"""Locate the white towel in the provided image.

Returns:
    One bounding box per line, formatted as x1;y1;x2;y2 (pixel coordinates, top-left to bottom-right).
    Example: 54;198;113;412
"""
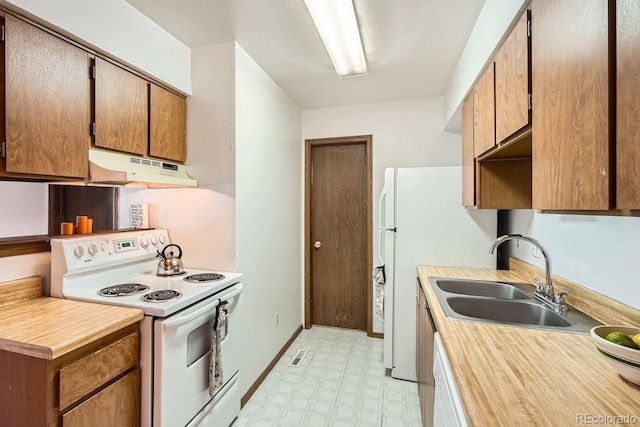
209;301;230;397
373;266;385;322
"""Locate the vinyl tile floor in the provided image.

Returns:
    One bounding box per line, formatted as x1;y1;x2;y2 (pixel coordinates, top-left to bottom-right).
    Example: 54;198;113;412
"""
233;326;422;427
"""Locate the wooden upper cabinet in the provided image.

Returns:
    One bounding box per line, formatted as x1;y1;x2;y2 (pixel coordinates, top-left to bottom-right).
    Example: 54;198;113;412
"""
473;63;495;157
461;95;476;207
150;84;187;163
495;10;530;144
94;57;148;156
617;0;640;209
4;15;90;179
531;0;610;210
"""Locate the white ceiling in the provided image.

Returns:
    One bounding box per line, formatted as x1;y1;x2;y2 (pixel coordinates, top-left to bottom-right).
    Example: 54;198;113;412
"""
125;0;486;110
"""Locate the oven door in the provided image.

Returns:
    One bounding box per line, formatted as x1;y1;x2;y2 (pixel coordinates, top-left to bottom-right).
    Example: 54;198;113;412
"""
153;283;243;427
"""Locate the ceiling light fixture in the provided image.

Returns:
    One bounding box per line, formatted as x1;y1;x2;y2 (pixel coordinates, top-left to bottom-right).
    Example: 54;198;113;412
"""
304;0;367;78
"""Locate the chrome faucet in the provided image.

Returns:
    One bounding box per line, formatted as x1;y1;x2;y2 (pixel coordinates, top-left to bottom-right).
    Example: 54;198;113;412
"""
490;234;567;312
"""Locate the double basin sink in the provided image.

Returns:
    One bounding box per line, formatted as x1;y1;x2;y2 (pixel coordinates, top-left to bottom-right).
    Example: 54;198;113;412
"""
428;277;602;333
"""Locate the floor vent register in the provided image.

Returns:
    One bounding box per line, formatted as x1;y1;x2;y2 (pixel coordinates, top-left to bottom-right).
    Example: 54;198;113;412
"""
288;349;308;367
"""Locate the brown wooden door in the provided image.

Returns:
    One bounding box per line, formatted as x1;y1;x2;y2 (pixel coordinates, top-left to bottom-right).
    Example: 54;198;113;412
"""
4;14;90;179
617;0;640;209
150;84;187;163
308;138;369;331
531;0;610;210
94;57;148;156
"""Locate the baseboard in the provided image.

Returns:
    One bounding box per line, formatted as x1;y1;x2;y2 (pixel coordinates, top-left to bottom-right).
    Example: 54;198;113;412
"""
240;324;304;408
369;332;383;339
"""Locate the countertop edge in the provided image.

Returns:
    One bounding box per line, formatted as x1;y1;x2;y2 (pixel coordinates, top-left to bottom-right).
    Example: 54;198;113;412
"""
0;298;144;360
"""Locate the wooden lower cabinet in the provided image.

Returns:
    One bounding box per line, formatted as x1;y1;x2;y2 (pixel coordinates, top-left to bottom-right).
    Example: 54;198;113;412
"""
416;279;435;427
0;324;140;426
62;370;140;427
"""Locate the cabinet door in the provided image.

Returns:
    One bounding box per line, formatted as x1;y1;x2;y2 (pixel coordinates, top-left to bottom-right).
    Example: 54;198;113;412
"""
461;95;476;207
617;0;640;209
416;280;435;427
95;57;148;156
59;332;138;411
150;84;187;163
473;64;495;157
531;0;610;210
5;15;90;179
495;10;530;143
62;369;140;427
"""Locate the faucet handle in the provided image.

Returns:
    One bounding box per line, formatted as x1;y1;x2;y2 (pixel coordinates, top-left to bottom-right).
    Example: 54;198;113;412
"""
555;290;568;305
534;276;544;294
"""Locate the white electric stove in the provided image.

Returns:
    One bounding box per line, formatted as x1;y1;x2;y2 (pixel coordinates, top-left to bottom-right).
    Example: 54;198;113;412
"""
50;229;243;427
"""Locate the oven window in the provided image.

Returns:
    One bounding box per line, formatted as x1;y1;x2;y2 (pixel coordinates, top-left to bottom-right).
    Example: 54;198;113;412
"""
186;320;228;367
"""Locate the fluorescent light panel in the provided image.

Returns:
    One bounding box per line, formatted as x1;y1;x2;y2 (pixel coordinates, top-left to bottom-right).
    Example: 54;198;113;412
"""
304;0;367;78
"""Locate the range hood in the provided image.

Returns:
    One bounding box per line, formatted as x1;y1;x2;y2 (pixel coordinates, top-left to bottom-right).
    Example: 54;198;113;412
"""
88;149;197;188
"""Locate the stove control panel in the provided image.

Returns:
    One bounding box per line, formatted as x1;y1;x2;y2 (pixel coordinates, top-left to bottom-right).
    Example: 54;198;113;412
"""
114;238;139;253
53;229;171;271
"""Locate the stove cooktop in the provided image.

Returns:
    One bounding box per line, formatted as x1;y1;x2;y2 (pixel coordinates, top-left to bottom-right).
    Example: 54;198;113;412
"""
60;268;242;317
50;229;242;317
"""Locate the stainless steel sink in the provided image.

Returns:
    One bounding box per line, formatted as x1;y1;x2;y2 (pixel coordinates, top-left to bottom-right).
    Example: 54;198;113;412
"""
446;297;571;327
435;278;532;300
428;277;602;334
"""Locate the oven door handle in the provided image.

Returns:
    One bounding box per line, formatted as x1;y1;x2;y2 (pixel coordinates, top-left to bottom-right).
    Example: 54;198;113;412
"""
162;298;220;330
218;284;243;302
161;283;243;331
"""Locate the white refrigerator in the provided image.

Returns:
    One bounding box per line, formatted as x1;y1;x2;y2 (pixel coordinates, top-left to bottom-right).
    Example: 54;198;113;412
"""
380;167;497;381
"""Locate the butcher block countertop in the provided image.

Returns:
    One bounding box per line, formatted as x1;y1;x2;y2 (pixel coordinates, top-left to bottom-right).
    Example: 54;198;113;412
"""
0;276;143;360
418;259;640;427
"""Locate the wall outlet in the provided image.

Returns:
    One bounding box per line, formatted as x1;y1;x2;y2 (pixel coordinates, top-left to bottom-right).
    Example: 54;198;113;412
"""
531;246;542;259
275;311;279;327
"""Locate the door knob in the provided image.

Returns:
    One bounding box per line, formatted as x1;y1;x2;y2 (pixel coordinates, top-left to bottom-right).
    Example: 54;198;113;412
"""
314;241;322;249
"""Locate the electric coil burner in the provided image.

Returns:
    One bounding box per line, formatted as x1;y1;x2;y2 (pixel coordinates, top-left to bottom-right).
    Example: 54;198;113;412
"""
184;273;226;283
99;283;150;297
141;289;182;302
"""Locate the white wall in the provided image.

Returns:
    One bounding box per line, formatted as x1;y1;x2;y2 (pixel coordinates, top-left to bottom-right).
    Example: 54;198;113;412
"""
303;97;461;333
0;252;51;289
235;44;303;396
0;182;48;238
509;211;640;310
443;0;530;129
118;188;236;271
0;0;191;93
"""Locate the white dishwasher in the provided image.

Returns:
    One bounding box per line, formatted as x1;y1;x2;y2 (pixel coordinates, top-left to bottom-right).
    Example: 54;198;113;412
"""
433;332;469;427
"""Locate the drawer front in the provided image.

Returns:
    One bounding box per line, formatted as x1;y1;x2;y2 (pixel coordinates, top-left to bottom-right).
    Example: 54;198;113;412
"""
62;369;140;427
59;332;138;411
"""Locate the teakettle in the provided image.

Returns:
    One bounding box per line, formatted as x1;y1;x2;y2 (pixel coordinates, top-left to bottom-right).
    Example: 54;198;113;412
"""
156;244;185;276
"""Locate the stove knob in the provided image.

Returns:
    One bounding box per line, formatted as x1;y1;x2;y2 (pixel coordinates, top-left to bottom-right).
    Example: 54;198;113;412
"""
88;244;98;256
151;235;159;245
140;237;150;248
74;245;85;259
159;234;167;244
